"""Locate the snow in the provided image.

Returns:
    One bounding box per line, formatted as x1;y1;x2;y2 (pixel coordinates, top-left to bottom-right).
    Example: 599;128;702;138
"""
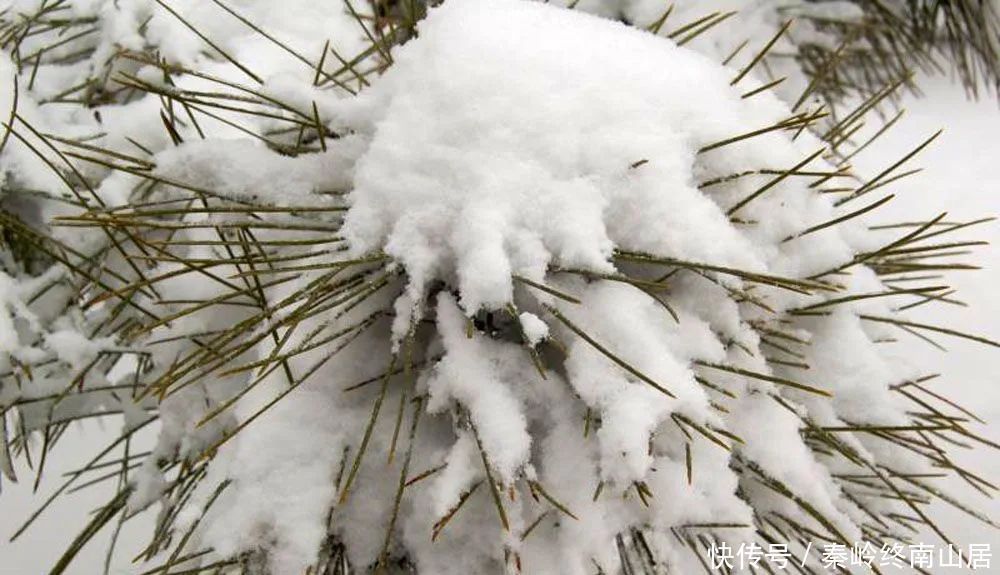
340;0;858;322
154;137;363;205
556;280;710;486
518;312;548;346
0;0;998;573
428;293;532;484
549;0;818;100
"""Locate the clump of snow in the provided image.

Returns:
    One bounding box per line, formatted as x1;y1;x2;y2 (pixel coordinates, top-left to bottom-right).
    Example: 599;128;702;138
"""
428;293;532;483
340;0;857;322
43;328;111;367
548;0;819;100
518;312;548;345
154;137;363;205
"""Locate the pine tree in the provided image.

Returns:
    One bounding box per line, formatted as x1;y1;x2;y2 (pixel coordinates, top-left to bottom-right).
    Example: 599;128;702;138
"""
0;1;997;573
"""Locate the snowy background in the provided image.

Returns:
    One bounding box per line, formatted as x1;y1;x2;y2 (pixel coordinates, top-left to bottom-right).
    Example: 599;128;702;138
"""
852;78;1000;561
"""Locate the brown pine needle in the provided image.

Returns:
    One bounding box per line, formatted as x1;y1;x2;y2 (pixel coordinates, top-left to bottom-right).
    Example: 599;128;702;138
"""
151;0;262;84
545;304;676;398
859;314;1000;349
727;148;825;216
431;481;482;541
472;424;510;533
513;274;581;304
731;20;793;86
529;480;579;521
694;360;832;397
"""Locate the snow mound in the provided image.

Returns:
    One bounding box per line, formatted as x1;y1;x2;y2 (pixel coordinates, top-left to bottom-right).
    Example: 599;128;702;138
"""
342;0;855;318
